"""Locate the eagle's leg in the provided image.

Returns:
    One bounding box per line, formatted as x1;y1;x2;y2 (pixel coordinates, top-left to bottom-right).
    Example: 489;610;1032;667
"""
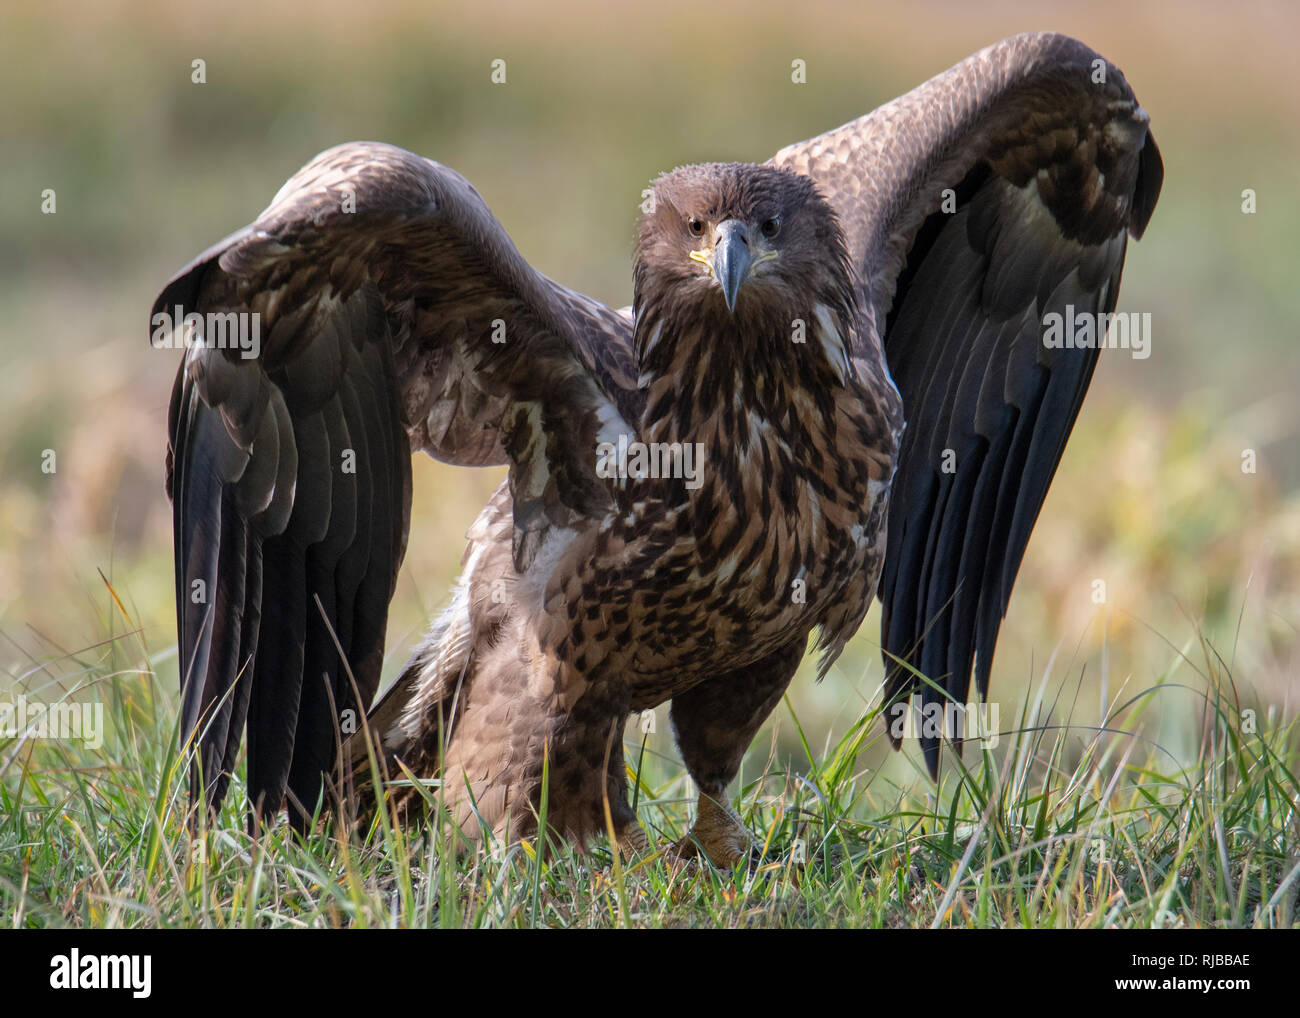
667;641;805;867
600;720;650;858
541;689;648;856
608;748;650;858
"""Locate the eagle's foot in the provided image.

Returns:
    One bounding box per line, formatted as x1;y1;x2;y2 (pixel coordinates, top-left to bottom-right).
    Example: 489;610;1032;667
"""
615;818;650;859
669;789;756;869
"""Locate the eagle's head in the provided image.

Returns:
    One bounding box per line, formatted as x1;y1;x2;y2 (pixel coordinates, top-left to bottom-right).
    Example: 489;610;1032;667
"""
632;162;855;385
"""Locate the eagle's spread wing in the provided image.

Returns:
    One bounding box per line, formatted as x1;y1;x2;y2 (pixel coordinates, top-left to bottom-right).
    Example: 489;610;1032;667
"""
157;142;634;820
775;32;1163;771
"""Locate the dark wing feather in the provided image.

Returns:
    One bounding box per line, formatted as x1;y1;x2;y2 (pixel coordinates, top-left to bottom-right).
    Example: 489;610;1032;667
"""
157;142;636;823
774;33;1163;772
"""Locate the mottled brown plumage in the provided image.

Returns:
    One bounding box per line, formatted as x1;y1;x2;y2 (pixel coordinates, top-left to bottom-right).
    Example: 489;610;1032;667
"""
158;33;1161;864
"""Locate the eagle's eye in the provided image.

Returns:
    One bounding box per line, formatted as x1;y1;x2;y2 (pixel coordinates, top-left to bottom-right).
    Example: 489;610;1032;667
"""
687;216;705;238
761;216;781;239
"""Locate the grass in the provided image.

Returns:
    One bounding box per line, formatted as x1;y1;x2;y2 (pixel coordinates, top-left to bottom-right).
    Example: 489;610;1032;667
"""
2;609;1297;929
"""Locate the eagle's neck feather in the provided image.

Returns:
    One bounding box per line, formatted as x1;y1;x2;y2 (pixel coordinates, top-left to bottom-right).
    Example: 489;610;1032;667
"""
633;298;849;446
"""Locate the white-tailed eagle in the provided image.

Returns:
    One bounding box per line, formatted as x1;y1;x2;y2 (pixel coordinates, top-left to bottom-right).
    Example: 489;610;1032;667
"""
156;33;1162;865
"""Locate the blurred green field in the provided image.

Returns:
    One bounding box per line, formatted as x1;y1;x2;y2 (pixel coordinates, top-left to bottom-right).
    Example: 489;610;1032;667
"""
1;0;1297;816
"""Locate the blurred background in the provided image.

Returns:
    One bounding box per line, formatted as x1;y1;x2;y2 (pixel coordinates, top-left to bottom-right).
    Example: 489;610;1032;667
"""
2;0;1297;790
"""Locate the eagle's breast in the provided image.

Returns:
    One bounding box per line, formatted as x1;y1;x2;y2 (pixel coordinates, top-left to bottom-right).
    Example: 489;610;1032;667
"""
590;333;895;687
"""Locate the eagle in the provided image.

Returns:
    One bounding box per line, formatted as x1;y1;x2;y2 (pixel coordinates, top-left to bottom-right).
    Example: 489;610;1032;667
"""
157;33;1161;866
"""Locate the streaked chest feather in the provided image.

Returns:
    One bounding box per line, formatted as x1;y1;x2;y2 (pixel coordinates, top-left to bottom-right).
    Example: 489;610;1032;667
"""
601;364;891;671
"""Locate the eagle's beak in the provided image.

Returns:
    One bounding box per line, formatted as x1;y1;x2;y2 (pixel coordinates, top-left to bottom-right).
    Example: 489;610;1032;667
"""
711;220;751;313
